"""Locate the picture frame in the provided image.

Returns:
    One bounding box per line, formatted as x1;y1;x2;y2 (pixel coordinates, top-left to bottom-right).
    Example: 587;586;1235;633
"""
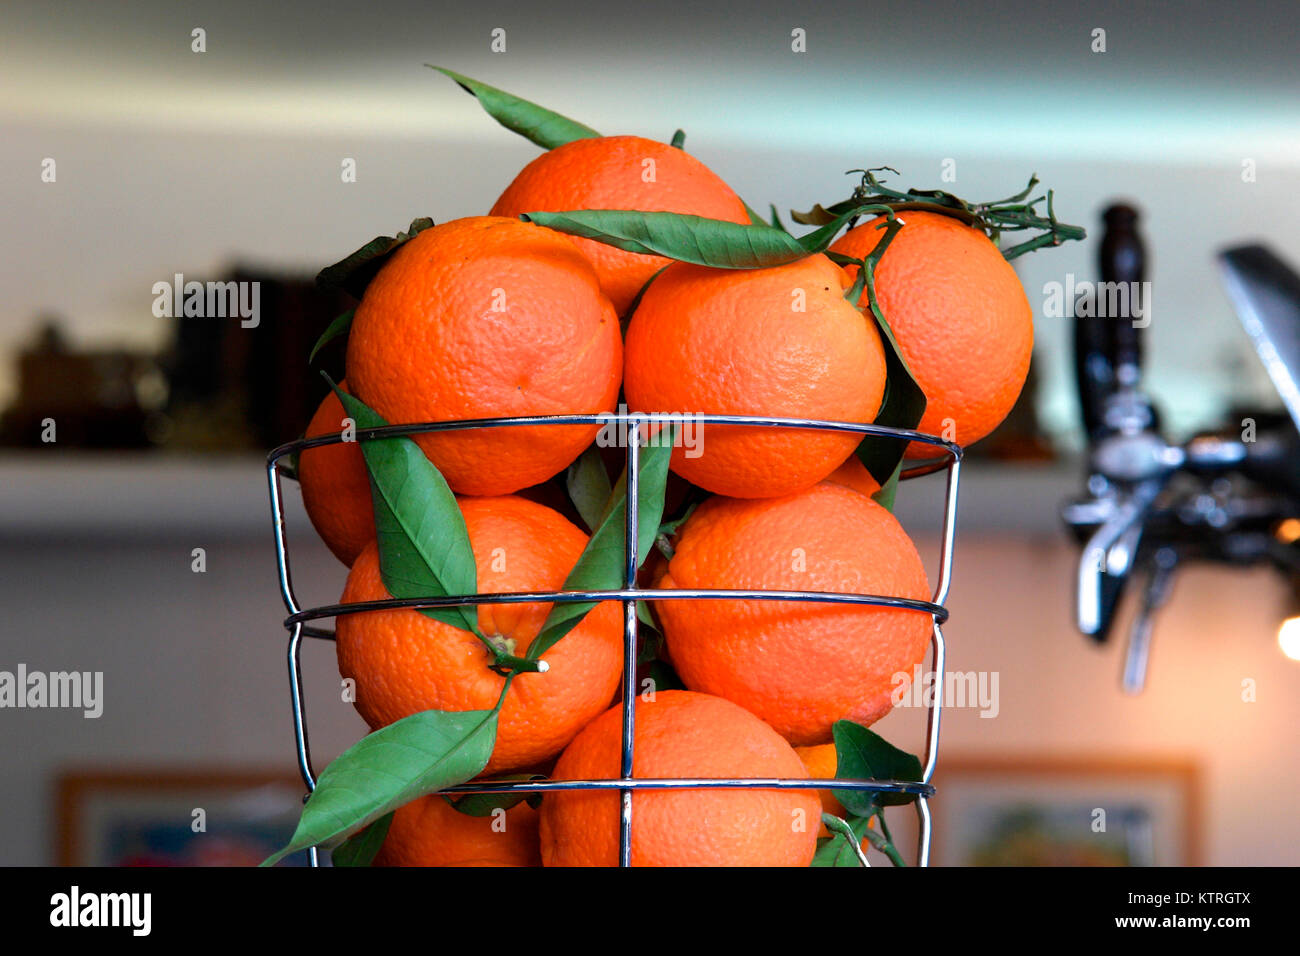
931;756;1202;867
55;768;310;867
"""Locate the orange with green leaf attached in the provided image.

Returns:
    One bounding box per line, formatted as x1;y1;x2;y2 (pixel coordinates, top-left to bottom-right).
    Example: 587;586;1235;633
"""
832;211;1034;457
490;135;751;315
623;254;888;498
345;216;623;496
335;495;623;774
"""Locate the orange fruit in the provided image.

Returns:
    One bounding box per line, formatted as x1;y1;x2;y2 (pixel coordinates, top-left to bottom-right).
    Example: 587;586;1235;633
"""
655;481;931;745
335;495;623;774
540;690;820;867
623;255;887;498
298;382;374;566
796;743;878;842
373;793;541;867
831;211;1033;457
490;135;751;314
345;216;622;496
796;742;852;823
823;454;881;499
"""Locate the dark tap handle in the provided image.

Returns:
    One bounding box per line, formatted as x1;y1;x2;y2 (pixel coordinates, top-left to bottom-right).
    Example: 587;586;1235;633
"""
1099;203;1146;379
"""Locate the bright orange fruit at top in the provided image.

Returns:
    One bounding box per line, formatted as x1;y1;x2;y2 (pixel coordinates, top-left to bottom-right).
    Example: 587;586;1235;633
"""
623;255;887;499
490;135;751;314
345;216;622;496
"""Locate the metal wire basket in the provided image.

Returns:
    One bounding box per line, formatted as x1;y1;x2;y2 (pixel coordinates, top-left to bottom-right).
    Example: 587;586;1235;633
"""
267;411;962;867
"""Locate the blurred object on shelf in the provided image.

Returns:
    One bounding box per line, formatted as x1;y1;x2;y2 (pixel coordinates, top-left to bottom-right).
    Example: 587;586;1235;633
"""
160;266;351;452
0;270;351;451
966;353;1056;462
0;317;164;448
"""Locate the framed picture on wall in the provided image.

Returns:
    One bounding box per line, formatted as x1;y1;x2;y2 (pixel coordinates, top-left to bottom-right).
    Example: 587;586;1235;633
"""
931;756;1202;867
55;769;310;867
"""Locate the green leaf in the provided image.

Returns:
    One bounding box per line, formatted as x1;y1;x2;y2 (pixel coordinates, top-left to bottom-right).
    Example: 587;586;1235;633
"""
831;720;924;814
521;210;808;269
262;707;497;866
744;202;769;227
329;380;480;635
854;309;927;484
330;812;392;867
526;428;676;661
447;775;545;817
669;128;686;149
566;446;612;534
870;461;902;512
429;65;601;150
769;203;790;235
317;218;435;300
309;309;353;365
645;659;686;694
812;814;872;867
828;223;929;484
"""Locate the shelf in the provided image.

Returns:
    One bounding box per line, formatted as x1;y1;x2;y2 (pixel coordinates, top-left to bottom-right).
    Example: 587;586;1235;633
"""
0;452;1083;539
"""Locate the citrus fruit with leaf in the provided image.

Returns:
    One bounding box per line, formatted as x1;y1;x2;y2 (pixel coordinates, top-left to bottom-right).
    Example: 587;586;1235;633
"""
623;254;887;498
540;690;820;866
335;495;622;774
372;793;541;867
831;210;1033;457
489;135;751;314
345;216;622;496
298;381;373;566
655;481;931;745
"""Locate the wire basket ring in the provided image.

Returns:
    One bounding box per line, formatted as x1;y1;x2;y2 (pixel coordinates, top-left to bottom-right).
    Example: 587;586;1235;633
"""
266;411;962;867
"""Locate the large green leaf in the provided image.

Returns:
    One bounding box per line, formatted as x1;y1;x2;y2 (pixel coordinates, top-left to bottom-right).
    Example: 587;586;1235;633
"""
523;203;890;272
429;65;601;150
330;812;392;867
316;218;435;300
262;707;497;866
526;429;675;661
329;381;480;635
853;307;927;484
831;720;924;814
565;446;612;534
522;211;808;269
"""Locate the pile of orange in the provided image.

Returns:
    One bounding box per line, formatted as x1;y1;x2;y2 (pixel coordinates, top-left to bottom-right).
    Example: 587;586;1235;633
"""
295;129;1034;867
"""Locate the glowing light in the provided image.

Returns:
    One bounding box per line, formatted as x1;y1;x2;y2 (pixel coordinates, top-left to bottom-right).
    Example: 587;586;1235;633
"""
1276;519;1300;545
1279;616;1300;661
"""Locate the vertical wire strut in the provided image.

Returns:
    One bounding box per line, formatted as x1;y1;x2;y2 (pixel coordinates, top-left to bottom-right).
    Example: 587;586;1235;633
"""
619;416;642;867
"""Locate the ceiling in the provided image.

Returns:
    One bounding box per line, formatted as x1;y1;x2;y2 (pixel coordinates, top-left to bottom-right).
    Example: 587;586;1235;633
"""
3;0;1298;161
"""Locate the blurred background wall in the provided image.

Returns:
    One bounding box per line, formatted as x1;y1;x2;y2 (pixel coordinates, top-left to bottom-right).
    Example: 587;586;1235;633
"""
1;0;1298;864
